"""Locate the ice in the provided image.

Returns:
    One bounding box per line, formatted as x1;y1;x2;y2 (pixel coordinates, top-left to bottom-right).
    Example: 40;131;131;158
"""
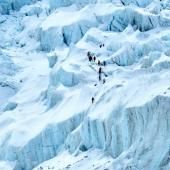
50;66;80;87
40;7;98;51
47;53;58;68
3;102;18;112
121;0;153;7
48;0;72;10
20;5;43;17
0;0;170;170
0;0;37;14
0;86;16;108
0;51;18;110
40;3;160;51
40;27;64;51
0;51;18;75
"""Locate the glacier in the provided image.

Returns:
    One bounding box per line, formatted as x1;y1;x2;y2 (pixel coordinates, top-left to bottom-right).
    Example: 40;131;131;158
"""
0;0;38;14
0;0;170;170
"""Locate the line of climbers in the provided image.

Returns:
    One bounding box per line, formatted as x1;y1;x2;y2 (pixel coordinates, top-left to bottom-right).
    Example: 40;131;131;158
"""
87;44;107;104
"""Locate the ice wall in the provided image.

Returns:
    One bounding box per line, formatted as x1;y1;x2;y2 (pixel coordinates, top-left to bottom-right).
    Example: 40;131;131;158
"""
0;0;37;14
13;113;84;170
40;4;159;51
48;0;154;10
121;0;153;7
79;95;170;170
40;7;98;51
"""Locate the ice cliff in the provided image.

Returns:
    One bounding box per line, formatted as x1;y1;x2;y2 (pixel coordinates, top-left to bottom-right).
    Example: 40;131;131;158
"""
0;0;170;170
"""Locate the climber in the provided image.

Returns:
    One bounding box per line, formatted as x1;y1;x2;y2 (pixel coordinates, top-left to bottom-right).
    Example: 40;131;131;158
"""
88;55;92;62
99;75;101;81
93;56;96;62
99;44;102;48
92;97;95;104
103;78;106;84
99;67;102;74
98;60;101;66
103;61;106;66
87;51;91;57
121;0;125;5
98;67;102;81
102;44;105;47
87;51;92;62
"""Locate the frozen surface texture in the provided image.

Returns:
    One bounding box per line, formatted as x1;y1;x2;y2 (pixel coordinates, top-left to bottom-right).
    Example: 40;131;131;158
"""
0;0;170;170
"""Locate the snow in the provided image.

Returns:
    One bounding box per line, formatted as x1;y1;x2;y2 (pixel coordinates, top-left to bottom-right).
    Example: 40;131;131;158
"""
33;149;113;170
0;86;16;107
40;6;98;51
0;0;170;170
0;161;15;170
39;2;160;51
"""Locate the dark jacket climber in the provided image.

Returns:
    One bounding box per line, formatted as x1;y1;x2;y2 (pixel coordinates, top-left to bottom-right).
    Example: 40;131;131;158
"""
99;75;101;81
121;1;125;5
93;56;96;62
103;78;106;84
103;61;106;66
99;44;102;48
99;67;102;74
88;56;92;62
98;60;101;66
87;51;91;57
92;97;95;104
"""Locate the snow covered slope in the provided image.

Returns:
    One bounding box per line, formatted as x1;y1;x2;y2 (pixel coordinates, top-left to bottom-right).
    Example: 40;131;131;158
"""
0;0;170;170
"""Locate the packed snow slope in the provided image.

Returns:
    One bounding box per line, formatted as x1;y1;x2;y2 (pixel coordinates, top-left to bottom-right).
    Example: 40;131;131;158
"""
0;0;170;170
